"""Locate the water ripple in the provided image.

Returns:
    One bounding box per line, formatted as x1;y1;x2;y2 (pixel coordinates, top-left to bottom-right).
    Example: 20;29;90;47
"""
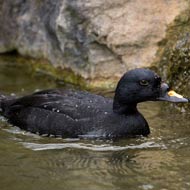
22;141;166;151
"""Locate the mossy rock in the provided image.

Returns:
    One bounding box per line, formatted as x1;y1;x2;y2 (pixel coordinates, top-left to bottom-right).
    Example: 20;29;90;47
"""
0;53;117;92
154;10;190;111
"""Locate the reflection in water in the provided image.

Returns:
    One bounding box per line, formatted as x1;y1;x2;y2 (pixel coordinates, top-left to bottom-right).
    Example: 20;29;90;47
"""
1;109;190;190
0;58;190;190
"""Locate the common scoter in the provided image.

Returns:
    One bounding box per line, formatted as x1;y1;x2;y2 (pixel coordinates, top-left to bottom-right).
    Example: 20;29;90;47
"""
0;68;189;138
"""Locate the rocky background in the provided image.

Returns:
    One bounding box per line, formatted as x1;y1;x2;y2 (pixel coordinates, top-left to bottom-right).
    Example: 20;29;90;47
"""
0;0;190;92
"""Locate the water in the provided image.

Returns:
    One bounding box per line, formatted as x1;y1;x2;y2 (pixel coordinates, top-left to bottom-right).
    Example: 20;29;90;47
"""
0;58;190;190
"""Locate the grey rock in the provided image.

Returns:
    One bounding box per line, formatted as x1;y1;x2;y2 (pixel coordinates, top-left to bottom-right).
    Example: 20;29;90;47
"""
0;0;188;84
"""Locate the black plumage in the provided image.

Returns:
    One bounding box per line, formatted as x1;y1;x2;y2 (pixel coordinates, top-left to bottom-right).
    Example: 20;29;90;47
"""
0;68;188;139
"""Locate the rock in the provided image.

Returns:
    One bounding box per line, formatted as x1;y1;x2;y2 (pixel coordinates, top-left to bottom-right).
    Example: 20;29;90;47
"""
154;10;190;111
0;0;188;87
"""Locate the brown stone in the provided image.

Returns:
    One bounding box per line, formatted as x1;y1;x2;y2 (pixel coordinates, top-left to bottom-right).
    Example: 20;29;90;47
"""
0;0;188;87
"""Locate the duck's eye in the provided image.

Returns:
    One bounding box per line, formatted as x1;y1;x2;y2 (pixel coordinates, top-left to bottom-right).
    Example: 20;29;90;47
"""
139;80;149;86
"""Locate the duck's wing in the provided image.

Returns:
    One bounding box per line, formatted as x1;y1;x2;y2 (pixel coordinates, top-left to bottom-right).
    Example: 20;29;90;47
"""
1;89;112;137
33;89;112;117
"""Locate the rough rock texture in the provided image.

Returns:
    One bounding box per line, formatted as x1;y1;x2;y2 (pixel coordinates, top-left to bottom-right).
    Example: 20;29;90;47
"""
0;0;189;86
154;9;190;111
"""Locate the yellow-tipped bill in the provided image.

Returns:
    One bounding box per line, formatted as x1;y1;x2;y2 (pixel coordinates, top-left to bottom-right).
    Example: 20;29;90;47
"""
157;83;189;103
168;90;184;99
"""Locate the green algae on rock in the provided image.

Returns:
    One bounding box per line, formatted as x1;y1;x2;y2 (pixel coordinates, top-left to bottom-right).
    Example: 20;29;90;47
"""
0;54;118;90
154;10;190;111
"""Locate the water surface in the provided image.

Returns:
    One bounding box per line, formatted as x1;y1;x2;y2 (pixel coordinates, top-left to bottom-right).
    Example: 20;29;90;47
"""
0;58;190;190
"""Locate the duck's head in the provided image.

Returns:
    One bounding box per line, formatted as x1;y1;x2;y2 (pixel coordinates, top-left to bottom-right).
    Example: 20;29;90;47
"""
113;68;189;113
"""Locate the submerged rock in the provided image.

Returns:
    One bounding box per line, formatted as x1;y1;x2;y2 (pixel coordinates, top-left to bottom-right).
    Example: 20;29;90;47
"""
0;0;188;86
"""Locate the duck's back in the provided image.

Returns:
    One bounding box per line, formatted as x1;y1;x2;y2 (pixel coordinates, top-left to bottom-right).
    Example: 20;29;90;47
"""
0;89;113;137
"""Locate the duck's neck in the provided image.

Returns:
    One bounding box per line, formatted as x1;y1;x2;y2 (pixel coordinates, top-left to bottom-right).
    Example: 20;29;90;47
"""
113;99;138;115
113;99;150;137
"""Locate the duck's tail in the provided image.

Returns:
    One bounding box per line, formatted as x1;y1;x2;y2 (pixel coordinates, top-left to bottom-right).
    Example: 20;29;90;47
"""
0;94;6;111
0;94;6;103
0;94;12;113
